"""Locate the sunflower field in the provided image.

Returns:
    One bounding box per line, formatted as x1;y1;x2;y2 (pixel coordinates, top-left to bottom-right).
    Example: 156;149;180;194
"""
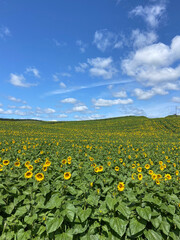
0;116;180;240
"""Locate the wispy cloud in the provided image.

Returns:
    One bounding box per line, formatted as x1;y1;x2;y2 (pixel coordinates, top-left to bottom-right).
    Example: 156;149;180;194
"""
0;26;11;39
92;98;133;107
26;67;40;78
9;73;38;87
44;79;134;97
53;38;66;47
8;96;27;104
76;40;87;53
130;3;166;28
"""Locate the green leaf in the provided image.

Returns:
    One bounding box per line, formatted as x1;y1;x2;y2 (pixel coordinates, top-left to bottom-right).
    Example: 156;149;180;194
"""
144;230;163;240
71;223;88;234
151;215;162;229
173;215;180;230
136;206;151;221
5;202;14;214
78;208;92;222
105;195;117;211
109;217;128;237
17;229;31;240
15;205;30;217
129;217;147;236
87;194;99;206
24;214;37;225
169;229;180;240
55;233;73;240
117;202;131;219
160;218;171;235
46;216;63;234
45;194;64;209
36;225;46;236
67;186;77;195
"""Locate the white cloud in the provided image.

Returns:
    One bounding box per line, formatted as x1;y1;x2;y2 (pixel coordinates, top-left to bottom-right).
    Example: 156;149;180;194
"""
0;26;11;39
61;72;71;77
122;36;180;90
131;29;158;48
88;57;117;79
133;88;168;100
76;40;87;53
53;39;66;47
92;98;133;107
0;103;2;107
8;96;22;103
9;73;37;87
19;105;32;110
59;82;66;88
130;4;166;28
26;67;40;78
61;98;77;104
0;108;13;114
75;63;88;73
119;105;146;116
36;107;56;114
172;97;180;103
112;90;127;98
53;74;59;82
72;105;88;112
57;114;68;118
93;29;124;51
74;114;104;120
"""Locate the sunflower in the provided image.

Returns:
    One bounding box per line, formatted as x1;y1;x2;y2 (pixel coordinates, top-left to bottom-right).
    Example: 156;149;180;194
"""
152;174;157;180
159;161;163;165
156;180;160;185
145;164;150;169
14;162;20;167
107;161;111;166
3;160;9;166
35;173;44;182
62;159;67;164
132;164;136;169
24;171;33;179
131;173;136;180
165;174;171;180
176;170;179;176
138;173;143;181
149;170;153;175
42;165;47;171
157;174;162;179
115;166;119;171
160;165;164;171
94;167;99;173
28;165;33;171
25;161;30;167
137;167;142;173
45;160;51;167
90;182;93;187
89;157;94;161
64;172;71;180
98;166;103;172
117;182;125;191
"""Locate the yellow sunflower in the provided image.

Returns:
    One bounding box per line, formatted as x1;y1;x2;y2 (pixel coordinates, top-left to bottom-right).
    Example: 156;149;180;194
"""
138;173;143;181
145;164;150;169
98;166;103;172
64;172;71;180
25;161;30;167
28;165;33;171
115;166;119;171
94;167;99;173
24;171;33;179
3;160;9;166
14;162;20;167
117;182;125;191
137;167;142;173
35;173;44;182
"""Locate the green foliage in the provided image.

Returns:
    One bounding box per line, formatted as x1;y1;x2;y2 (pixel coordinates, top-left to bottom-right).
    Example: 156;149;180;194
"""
0;116;180;239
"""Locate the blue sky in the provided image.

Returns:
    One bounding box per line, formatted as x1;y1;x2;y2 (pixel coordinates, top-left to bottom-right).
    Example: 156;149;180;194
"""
0;0;180;121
